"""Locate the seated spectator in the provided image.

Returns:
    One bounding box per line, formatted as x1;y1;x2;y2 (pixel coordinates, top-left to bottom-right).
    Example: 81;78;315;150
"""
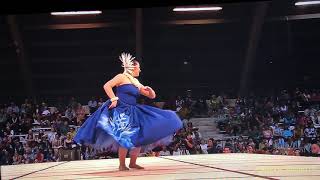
6;102;20;115
186;122;193;133
97;97;104;107
311;144;320;157
88;96;98;113
282;126;294;139
181;118;189;129
59;120;69;136
159;146;171;156
207;138;218;154
224;139;233;151
259;139;269;150
52;134;63;161
223;147;232;153
248;126;260;141
293;148;301;156
194;144;202;154
293;125;304;139
175;96;184;112
45;126;57;143
178;105;191;122
246;145;255;154
185;132;196;154
41;107;51;116
172;146;182;156
292;137;302;149
283;114;295;126
262;126;273;140
45;148;55;162
26;129;36;147
34;148;44;163
199;139;208;154
23;144;34;164
191;127;202;144
12;151;22;165
280;104;288;114
271;123;283;138
65;106;76;120
75;103;86;124
304;123;317;140
69;127;76;139
64;132;74;150
300;138;312;156
247;138;256;149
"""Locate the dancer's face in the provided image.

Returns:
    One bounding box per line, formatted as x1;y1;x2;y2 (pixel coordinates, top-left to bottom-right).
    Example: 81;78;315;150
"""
132;62;141;77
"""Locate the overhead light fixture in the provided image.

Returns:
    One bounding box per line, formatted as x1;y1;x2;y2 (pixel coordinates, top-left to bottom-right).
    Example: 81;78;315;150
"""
295;1;320;6
173;7;222;12
51;11;102;15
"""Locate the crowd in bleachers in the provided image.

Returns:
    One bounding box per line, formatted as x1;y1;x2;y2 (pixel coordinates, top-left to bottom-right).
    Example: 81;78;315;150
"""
1;88;320;166
0;97;91;165
156;88;320;157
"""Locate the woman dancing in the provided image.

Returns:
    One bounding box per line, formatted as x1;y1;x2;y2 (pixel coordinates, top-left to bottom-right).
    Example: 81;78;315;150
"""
74;53;182;171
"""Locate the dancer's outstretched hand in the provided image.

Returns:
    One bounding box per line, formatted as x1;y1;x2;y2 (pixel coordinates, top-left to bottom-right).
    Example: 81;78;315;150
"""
143;86;153;92
109;100;118;109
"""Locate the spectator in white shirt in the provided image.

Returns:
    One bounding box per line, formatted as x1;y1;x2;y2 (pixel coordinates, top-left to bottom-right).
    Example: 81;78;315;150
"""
42;107;51;116
200;139;208;154
159;146;171;156
304;124;317;139
44;126;57;143
192;127;202;140
172;147;182;156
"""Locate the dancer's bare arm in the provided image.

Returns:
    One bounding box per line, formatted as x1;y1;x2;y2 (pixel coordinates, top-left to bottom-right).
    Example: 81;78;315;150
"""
103;74;126;108
140;86;156;99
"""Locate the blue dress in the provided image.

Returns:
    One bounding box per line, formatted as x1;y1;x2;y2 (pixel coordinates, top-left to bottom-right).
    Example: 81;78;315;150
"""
74;84;183;152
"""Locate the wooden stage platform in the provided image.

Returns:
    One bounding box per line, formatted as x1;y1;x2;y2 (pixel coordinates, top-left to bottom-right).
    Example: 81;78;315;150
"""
1;153;320;180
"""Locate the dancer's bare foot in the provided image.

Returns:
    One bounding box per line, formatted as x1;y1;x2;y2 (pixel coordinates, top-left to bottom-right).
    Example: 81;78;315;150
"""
119;165;129;171
129;164;144;169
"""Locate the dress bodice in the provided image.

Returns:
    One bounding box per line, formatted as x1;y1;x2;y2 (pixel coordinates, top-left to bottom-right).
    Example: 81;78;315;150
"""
116;84;140;105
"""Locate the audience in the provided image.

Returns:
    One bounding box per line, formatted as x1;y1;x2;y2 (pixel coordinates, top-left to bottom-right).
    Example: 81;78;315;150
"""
1;88;320;166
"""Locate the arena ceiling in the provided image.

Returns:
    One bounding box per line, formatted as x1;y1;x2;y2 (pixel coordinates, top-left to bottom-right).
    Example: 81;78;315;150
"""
1;0;320;103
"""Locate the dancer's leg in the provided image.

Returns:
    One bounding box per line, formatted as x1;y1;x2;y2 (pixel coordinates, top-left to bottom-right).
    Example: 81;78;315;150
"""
118;146;129;171
129;147;144;169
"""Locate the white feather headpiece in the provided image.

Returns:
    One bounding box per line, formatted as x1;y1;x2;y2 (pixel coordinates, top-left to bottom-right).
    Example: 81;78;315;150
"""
119;52;136;74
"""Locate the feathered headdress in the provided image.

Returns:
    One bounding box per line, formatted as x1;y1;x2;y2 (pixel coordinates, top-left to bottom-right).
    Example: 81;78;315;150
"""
119;52;136;74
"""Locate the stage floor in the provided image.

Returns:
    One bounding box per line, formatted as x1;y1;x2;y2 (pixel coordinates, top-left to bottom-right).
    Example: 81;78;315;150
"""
1;153;320;180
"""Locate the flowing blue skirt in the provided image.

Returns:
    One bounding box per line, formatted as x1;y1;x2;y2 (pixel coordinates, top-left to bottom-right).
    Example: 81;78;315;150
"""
74;100;183;152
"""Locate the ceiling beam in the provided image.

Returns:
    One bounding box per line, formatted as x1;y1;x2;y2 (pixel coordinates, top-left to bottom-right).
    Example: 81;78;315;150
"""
23;22;129;30
159;18;238;25
158;13;320;25
22;13;320;31
28;39;135;47
269;13;320;21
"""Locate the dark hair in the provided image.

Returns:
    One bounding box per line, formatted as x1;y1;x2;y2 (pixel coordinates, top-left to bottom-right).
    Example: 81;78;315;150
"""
133;60;139;66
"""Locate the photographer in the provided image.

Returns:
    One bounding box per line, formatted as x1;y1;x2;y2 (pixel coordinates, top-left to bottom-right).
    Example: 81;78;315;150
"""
185;132;196;154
